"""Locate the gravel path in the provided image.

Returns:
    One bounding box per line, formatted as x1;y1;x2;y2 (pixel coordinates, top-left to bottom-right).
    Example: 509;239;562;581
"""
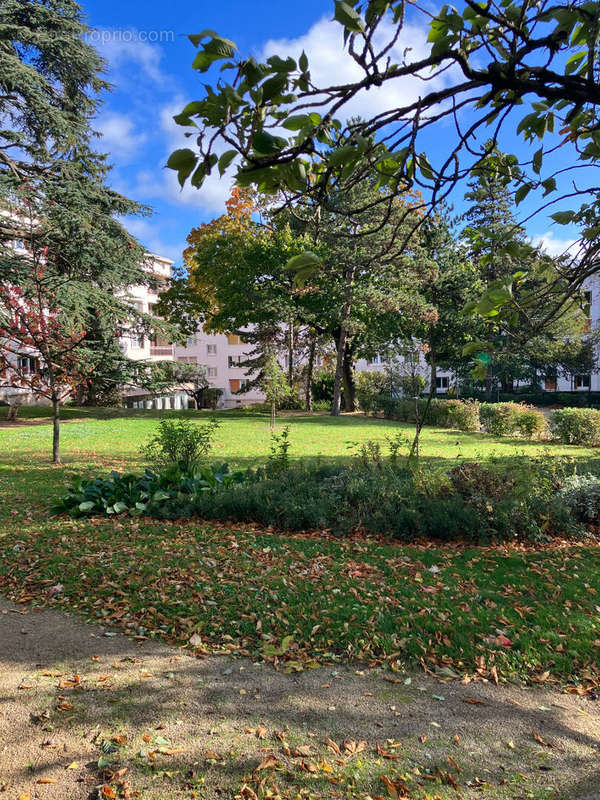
1;596;600;799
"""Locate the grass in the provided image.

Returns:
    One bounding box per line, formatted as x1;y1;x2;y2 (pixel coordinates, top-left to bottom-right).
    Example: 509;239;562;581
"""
1;407;600;686
3;408;600;798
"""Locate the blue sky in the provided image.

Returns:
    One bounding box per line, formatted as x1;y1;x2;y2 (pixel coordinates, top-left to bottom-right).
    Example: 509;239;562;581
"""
84;0;574;267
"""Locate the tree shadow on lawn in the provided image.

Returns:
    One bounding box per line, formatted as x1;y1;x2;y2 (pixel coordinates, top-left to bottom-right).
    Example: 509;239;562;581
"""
2;597;600;799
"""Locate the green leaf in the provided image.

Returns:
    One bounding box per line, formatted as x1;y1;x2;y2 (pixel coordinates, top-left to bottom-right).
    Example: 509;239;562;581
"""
78;501;95;512
551;210;576;225
286;251;322;272
541;177;557;196
333;0;366;32
192;35;237;73
252;130;286;155
514;184;531;205
532;147;543;175
166;148;198;187
299;50;309;72
260;73;288;102
328;144;359;168
282;114;312;131
218;149;237;176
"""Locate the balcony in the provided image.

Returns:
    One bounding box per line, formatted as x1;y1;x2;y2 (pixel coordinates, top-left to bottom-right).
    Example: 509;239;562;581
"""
150;345;174;357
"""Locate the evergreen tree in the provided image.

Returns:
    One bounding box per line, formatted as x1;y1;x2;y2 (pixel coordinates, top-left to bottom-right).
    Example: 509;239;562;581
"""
0;1;167;461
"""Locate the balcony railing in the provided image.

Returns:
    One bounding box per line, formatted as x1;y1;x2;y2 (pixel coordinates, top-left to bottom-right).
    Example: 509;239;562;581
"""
150;345;174;357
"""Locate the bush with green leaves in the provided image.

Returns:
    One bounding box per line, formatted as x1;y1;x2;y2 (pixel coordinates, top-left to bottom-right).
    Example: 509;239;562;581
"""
189;455;579;543
356;371;388;415
515;408;547;440
379;397;479;432
479;402;521;436
556;474;600;522
53;462;246;519
549;408;600;447
266;425;292;476
142;417;220;471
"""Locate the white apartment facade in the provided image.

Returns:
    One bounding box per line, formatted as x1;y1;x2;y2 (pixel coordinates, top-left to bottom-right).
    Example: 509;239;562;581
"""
173;331;265;409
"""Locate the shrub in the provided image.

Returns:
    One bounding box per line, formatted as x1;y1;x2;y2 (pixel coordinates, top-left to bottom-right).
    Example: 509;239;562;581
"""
142;417;220;472
356;371;388;415
380;397;479;432
203;387;223;410
266;425;292;476
557;474;600;521
549;408;600;446
479;402;522;436
312;370;336;403
53;462;246;519
450;461;510;501
443;399;480;432
515;408;547;439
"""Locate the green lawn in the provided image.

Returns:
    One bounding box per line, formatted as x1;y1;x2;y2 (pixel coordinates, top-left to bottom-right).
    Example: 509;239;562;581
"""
1;408;600;688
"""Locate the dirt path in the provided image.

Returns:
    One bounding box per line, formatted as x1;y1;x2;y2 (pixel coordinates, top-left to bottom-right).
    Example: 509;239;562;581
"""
1;596;599;800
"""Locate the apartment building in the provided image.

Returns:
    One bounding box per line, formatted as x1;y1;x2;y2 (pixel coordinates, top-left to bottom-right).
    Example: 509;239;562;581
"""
173;331;265;409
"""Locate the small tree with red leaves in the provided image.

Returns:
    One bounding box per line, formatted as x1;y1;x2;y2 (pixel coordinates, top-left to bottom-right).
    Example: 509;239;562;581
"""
0;276;91;462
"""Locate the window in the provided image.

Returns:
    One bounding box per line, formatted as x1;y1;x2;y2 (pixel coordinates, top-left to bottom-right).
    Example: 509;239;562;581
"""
207;344;217;355
544;377;557;391
177;356;197;364
229;378;240;392
130;333;144;349
436;376;449;390
228;355;243;368
585;290;592;311
18;356;39;375
207;367;217;378
575;374;591;390
227;333;247;345
368;354;383;365
186;336;198;347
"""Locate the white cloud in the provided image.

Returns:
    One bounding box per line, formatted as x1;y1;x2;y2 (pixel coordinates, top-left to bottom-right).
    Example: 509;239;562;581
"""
260;15;450;123
96;32;167;85
122;217;185;263
96;112;147;162
532;230;578;257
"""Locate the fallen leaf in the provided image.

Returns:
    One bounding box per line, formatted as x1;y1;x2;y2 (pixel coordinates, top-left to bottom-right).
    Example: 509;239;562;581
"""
532;729;551;747
255;754;278;770
325;737;342;756
462;697;486;706
37;778;58;784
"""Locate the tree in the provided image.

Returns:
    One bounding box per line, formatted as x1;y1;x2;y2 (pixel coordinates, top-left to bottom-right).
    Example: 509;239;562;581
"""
0;2;169;460
0;0;107;258
1;284;89;462
460;158;587;387
168;1;600;331
149;360;213;410
411;207;484;393
262;353;292;427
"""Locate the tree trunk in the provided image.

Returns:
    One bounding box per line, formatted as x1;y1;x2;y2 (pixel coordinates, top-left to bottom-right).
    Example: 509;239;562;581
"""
52;395;61;464
305;336;316;412
270;400;275;428
332;327;347;417
331;265;356;417
342;345;357;412
287;321;294;388
429;351;437;397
